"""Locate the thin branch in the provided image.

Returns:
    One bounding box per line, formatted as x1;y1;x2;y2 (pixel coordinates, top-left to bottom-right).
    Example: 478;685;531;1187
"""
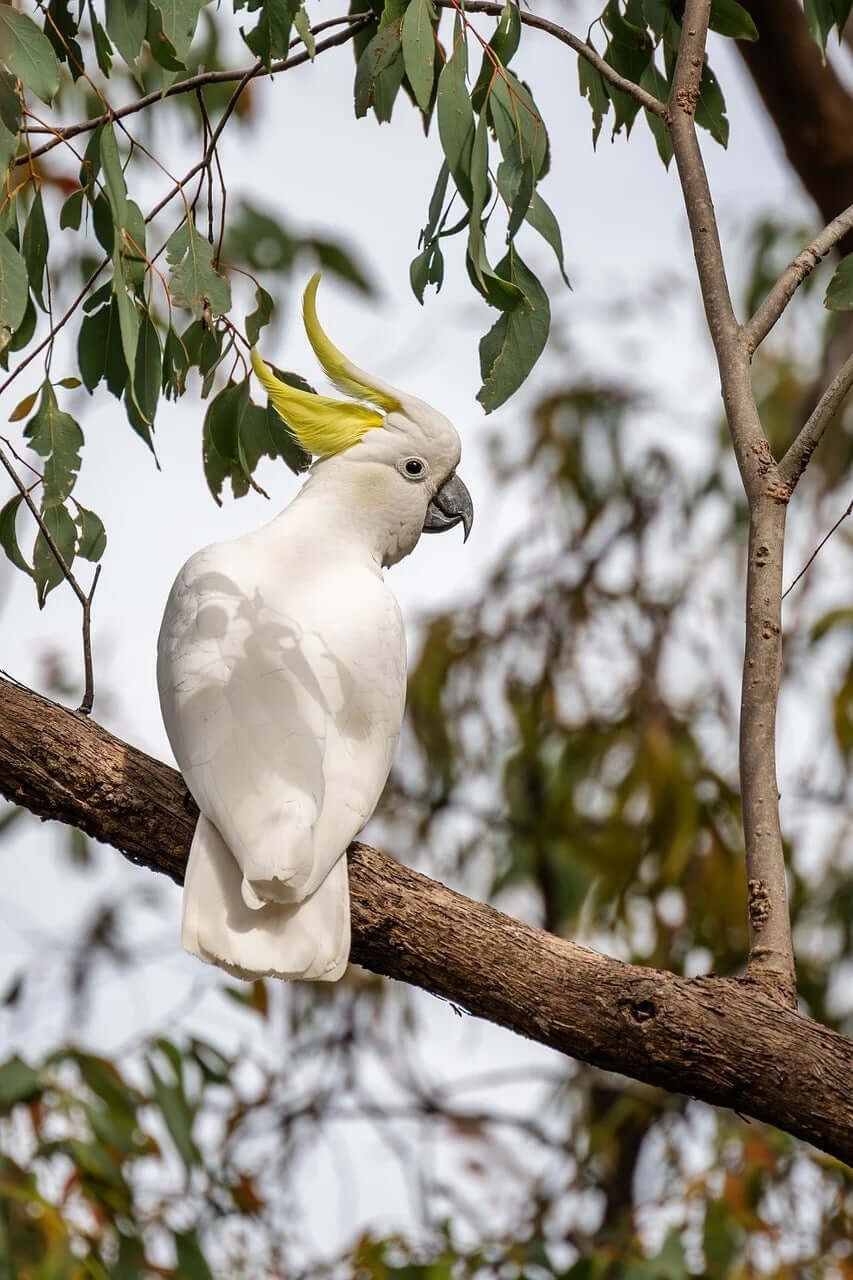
745;201;853;353
782;495;853;600
13;15;374;168
667;0;796;1005
78;565;102;715
435;0;667;117
777;348;853;490
0;675;851;1163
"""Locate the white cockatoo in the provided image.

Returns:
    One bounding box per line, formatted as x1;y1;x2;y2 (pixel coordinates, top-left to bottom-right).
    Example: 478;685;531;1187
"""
157;274;472;982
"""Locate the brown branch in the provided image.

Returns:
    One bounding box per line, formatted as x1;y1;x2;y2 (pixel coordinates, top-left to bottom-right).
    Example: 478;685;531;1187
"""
435;0;666;117
745;202;853;354
14;15;374;168
777;348;853;490
667;0;795;1005
0;675;850;1163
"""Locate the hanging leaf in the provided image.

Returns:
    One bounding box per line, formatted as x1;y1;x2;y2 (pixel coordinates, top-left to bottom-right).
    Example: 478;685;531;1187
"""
402;0;437;112
104;0;148;66
354;17;404;120
202;378;252;503
75;505;107;561
167;221;232;315
8;388;39;422
162;325;190;399
825;254;853;310
471;1;522;111
0;235;29;348
245;284;274;346
150;0;203;61
32;502;78;607
709;0;759;40
293;5;315;58
0;7;61;104
695;60;729;147
578;57;610;147
22;190;49;311
23;382;84;508
60;188;85;231
0;495;33;577
477;250;550;412
436;22;474;203
243;0;297;65
639;62;673;167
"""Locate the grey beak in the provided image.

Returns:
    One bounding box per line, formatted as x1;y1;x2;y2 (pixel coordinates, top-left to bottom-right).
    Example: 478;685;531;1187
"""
422;472;474;542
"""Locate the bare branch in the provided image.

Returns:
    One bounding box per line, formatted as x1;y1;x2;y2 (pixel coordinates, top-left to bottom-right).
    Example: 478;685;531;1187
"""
777;348;853;490
435;0;666;117
0;676;850;1163
745;202;853;353
667;0;796;1005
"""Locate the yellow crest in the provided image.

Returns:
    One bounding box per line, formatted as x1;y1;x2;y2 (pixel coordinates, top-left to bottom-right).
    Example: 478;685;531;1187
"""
251;274;400;458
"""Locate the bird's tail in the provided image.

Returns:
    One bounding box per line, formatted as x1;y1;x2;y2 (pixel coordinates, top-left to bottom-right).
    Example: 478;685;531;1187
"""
182;815;349;981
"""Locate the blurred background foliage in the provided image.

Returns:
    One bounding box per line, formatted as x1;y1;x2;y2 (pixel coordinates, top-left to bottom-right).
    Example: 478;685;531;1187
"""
0;0;852;1275
1;208;852;1275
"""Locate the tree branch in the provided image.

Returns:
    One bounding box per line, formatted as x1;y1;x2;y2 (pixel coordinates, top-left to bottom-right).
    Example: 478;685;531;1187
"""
745;202;853;354
14;16;374;168
434;0;666;117
777;349;853;489
0;675;850;1162
667;0;796;1005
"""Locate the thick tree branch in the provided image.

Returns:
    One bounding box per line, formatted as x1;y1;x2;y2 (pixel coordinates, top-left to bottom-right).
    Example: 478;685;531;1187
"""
745;202;853;354
667;0;795;1005
0;675;851;1164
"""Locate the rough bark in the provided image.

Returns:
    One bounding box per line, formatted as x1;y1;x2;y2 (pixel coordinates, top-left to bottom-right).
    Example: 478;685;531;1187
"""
1;676;851;1166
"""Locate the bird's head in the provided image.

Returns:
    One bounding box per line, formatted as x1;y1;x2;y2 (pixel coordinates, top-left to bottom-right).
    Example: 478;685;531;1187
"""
251;275;473;566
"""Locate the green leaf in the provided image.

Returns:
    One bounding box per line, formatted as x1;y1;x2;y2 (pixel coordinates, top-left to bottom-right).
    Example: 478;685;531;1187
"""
104;0;148;66
309;239;373;292
246;283;274;346
496;162;570;286
639;61;673;167
32;502;77;606
354;18;404;120
75;505;107;561
23;382;84;508
241;398;309;476
578;57;610;147
174;1232;214;1280
78;305;110;392
87;0;114;75
0;1057;42;1110
99;123;129;228
0;495;33;577
146;1;185;71
162;325;189;399
709;0;759;40
602;0;653;135
167;221;232;315
477;249;550;411
695;59;729;147
825;254;853;310
151;0;203;60
120;200;147;286
0;233;29;347
45;0;85;79
22;190;48;311
402;0;437;112
488;72;548;176
471;1;521;112
111;255;140;388
147;1048;199;1172
436;24;474;202
0;7;60;104
60;188;85;231
244;0;297;65
202;378;252;503
131;308;162;427
293;5;315;58
0;68;21;176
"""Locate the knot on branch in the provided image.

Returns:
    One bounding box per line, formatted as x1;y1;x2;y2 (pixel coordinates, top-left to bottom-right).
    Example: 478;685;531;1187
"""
620;996;658;1024
748;879;771;930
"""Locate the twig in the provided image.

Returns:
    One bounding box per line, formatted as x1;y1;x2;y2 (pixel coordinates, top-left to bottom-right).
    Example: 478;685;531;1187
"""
78;565;101;715
13;14;375;168
745;201;853;354
777;348;853;491
782;496;853;600
667;0;796;1006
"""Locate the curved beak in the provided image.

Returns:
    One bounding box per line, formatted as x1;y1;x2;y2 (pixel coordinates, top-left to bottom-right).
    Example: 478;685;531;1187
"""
422;472;474;542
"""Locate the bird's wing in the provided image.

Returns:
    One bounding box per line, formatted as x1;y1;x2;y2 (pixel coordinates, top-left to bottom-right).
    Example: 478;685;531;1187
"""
157;538;406;907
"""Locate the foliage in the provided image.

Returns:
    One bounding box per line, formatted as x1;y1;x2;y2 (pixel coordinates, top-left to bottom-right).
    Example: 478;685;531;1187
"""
0;1;852;1277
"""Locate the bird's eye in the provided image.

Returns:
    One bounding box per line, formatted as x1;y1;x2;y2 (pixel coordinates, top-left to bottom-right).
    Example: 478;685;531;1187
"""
401;458;425;480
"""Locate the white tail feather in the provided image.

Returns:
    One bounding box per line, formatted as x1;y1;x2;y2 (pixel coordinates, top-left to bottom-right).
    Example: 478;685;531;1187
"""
182;815;349;981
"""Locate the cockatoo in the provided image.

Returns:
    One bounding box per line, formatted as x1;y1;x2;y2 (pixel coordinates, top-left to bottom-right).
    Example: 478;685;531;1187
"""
157;274;473;982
